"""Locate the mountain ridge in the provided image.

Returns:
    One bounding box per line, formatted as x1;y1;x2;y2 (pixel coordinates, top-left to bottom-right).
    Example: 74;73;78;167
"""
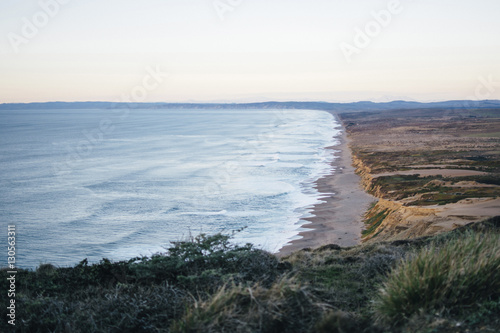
1;100;500;112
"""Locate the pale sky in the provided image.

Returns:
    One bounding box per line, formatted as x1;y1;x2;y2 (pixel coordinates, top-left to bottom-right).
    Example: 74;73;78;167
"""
1;0;499;103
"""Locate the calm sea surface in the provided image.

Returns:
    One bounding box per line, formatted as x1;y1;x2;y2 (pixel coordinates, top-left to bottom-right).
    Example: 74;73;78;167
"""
0;108;340;268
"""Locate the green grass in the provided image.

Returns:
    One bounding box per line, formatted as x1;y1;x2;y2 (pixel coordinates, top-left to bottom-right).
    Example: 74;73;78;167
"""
374;230;500;327
369;173;500;205
363;208;389;236
459;174;500;185
410;187;500;206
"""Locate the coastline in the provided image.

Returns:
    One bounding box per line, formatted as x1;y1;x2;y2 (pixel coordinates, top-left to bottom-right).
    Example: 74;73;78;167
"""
277;112;373;255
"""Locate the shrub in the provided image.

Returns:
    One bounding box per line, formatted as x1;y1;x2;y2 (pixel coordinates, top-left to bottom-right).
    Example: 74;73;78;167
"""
16;284;187;333
0;231;284;332
374;230;500;326
130;232;282;291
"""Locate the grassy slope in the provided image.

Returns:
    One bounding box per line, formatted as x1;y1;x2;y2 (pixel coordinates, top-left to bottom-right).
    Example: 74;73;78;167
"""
1;218;499;333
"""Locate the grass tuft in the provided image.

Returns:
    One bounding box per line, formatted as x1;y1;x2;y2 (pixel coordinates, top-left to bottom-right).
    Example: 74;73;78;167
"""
171;277;328;333
374;230;500;327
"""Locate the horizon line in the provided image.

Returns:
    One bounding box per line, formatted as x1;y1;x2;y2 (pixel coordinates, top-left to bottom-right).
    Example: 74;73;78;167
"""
2;99;500;106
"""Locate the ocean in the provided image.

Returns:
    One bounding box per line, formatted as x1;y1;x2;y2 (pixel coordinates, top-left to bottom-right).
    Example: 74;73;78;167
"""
0;108;340;268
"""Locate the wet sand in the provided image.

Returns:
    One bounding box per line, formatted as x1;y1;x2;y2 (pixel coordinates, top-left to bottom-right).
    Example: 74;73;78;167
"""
278;112;374;256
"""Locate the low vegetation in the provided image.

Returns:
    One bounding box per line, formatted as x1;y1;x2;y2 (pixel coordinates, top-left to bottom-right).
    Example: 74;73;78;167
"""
344;108;500;206
374;229;500;328
368;174;500;205
362;208;389;236
1;218;499;332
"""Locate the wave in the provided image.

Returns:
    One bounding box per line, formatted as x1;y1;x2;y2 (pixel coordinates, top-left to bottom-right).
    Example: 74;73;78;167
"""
1;109;340;268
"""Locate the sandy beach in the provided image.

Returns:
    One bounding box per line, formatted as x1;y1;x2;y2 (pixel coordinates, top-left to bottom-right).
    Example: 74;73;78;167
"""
278;112;374;255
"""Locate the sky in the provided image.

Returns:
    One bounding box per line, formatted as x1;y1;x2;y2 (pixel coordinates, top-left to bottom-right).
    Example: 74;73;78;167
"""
1;0;499;103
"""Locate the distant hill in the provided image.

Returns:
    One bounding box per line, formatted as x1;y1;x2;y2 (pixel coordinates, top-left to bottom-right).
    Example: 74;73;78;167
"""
1;100;500;112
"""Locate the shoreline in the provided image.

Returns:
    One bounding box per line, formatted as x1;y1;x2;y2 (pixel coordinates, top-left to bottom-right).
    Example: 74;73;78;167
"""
277;112;374;255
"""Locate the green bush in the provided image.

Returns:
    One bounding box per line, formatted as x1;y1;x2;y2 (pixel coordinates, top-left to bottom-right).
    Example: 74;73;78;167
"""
129;232;281;290
374;230;500;326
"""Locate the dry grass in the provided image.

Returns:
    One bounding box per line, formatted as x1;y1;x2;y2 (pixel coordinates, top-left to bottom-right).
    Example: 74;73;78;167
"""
171;277;328;333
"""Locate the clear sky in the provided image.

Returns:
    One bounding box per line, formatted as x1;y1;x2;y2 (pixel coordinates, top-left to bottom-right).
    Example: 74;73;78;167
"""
1;0;499;103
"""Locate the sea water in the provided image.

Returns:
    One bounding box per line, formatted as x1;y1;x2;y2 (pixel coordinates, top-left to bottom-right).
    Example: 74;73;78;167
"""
0;108;340;268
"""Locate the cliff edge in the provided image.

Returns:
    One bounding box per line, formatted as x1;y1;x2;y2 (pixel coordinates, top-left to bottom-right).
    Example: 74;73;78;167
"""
340;108;500;242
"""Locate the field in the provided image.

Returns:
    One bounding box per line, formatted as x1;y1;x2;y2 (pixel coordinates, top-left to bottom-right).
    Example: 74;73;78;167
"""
340;108;500;241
